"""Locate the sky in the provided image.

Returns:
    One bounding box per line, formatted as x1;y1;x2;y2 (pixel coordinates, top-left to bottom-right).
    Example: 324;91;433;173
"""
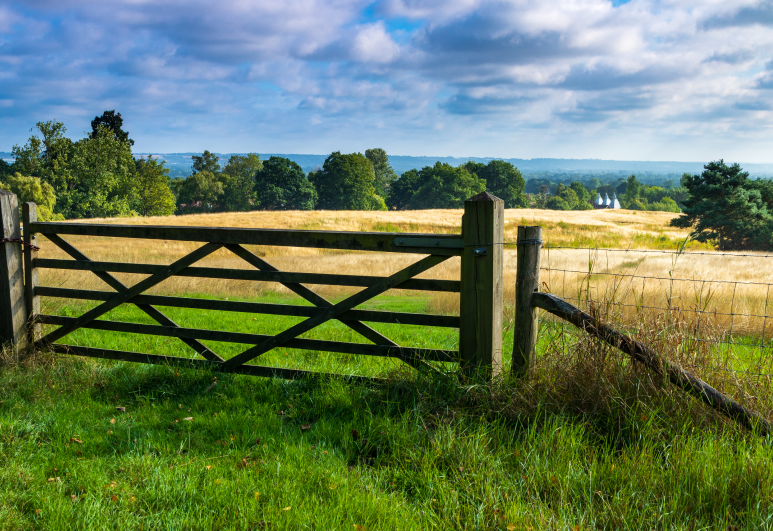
1;0;772;162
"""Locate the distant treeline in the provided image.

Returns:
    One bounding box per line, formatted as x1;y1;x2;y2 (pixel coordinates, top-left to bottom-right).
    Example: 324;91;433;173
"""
0;112;754;222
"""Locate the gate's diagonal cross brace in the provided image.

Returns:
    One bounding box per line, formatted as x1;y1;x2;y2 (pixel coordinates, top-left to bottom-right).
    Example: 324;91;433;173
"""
42;234;223;362
225;244;397;348
38;242;223;347
222;254;449;371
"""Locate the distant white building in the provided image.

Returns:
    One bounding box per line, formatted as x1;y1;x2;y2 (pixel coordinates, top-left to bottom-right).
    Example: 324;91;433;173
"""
593;192;621;210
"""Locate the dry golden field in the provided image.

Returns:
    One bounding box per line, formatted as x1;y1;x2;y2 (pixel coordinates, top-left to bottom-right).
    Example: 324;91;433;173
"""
34;207;773;346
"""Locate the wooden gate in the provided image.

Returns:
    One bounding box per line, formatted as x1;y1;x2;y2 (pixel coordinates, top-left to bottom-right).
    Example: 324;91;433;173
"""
0;192;505;380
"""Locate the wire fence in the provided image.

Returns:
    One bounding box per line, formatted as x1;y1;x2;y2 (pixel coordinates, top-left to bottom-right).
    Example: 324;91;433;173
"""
535;245;773;381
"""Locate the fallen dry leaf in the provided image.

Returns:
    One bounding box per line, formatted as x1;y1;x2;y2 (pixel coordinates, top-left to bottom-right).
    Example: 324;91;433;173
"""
205;465;212;471
301;424;311;431
111;495;118;502
281;506;291;511
35;509;42;514
71;494;78;503
47;477;61;483
182;417;193;422
109;418;116;424
70;437;82;444
507;525;516;531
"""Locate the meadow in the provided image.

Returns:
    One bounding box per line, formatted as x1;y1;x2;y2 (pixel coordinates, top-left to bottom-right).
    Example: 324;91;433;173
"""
2;207;773;530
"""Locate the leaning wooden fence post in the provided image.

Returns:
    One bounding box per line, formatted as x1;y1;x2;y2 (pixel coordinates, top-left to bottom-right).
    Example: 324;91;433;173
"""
0;191;28;348
459;191;504;378
512;226;542;376
23;203;40;342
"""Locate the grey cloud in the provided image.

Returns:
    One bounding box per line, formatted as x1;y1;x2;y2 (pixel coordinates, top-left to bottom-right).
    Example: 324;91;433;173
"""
702;49;755;64
439;93;535;115
702;1;773;29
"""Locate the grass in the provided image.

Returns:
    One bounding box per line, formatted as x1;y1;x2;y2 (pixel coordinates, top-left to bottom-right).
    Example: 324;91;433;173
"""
4;292;773;529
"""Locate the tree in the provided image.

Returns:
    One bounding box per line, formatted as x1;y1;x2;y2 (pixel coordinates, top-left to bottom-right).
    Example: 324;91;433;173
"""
67;125;137;218
670;160;773;250
570;181;590;205
255;156;317;210
623;174;642;205
387;169;423;210
545;196;570;210
0;173;61;221
90;110;133;146
176;170;224;211
222;153;262;212
191;150;221;175
11;120;74;200
408;163;486;210
310;152;386;210
534;185;551;209
135;157;176;216
555;184;579;209
477;160;527;208
365;148;397;198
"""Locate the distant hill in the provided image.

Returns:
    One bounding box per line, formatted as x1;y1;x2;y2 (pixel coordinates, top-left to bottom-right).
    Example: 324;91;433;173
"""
5;151;773;181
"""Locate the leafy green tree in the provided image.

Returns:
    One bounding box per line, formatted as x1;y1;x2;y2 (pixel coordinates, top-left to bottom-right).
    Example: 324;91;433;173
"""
623;174;642;205
650;197;680;213
477;160;527;208
255;156;317;210
0;173;61;221
67;125;137;218
555;184;579;209
387;169;423;210
408;163;486;210
545;196;570;210
670;160;773;250
310;152;386;210
570;181;591;205
365;148;397;198
90;110;133;146
222;153;261;212
191;151;221;175
12;121;74;201
532;185;550;209
176;170;224;212
135;157;176;216
0;159;12;181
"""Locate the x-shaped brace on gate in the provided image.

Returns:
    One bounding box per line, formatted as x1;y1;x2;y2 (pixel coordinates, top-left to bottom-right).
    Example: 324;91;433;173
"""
36;237;449;371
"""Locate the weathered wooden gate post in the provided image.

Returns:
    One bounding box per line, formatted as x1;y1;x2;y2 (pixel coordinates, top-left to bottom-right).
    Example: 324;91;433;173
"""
0;191;28;347
22;203;40;342
512;225;542;376
459;191;504;378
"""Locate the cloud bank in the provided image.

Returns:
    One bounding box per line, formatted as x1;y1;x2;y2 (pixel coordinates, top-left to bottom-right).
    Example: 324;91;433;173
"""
1;0;772;161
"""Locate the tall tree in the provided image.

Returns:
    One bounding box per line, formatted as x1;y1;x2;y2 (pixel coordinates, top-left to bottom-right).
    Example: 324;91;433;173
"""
90;110;133;146
310;152;386;210
11;120;74;198
222;153;262;212
177;170;224;211
671;160;773;250
67;125;137;218
255;156;317;210
408;163;486;210
477;160;527;208
365;148;398;198
387;169;423;210
623;174;642;205
191;150;221;175
135;157;176;216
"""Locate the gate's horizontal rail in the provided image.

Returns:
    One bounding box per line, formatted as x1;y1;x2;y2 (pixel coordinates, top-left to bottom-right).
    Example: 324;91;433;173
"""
36;287;460;328
51;344;380;383
31;223;464;255
39;314;460;362
34;259;460;292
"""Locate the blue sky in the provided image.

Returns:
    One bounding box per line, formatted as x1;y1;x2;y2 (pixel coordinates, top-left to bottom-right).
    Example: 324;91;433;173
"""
1;0;772;161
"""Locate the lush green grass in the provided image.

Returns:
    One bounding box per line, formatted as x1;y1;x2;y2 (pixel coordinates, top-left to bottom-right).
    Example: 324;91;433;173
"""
2;293;773;530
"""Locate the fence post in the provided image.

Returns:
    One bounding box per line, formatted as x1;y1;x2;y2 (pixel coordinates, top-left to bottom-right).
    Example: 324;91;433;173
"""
0;191;28;347
23;203;40;342
512;225;542;375
459;191;504;378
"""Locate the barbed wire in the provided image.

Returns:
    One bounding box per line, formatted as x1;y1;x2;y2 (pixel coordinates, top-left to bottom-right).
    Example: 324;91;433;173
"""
535;245;773;258
540;267;773;287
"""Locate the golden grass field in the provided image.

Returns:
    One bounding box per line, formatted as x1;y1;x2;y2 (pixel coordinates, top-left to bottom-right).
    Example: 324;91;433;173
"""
34;207;773;349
